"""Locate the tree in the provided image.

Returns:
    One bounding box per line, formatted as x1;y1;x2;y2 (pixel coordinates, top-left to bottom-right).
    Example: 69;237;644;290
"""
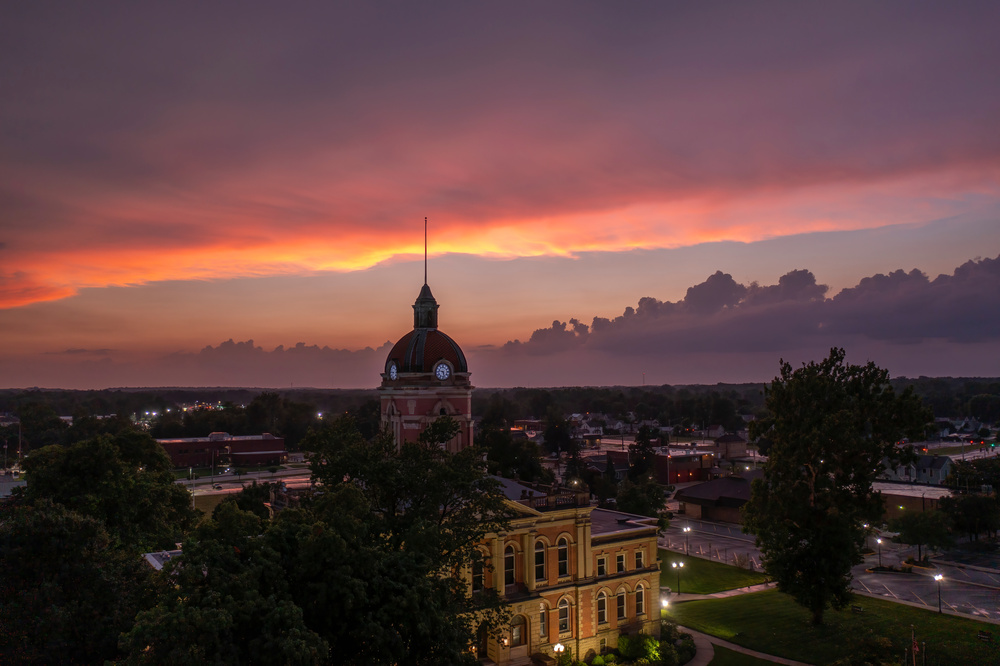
121;501;329;665
616;477;669;530
628;425;657;480
22;431;198;553
300;416;513;664
889;510;953;561
940;493;1000;542
742;348;930;624
0;500;156;664
479;421;550;483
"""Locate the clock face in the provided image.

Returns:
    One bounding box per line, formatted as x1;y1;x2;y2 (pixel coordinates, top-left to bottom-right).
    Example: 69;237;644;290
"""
435;363;451;380
388;363;397;380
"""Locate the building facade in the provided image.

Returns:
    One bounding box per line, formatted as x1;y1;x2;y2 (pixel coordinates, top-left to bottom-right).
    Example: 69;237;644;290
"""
155;432;287;468
475;479;661;665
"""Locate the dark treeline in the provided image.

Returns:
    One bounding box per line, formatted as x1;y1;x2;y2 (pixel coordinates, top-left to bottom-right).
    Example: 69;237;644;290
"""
2;376;999;460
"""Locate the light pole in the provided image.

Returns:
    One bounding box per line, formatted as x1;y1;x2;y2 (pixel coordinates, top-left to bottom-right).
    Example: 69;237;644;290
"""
876;538;882;569
672;561;684;595
553;643;565;663
934;574;943;613
683;526;691;555
863;523;869;552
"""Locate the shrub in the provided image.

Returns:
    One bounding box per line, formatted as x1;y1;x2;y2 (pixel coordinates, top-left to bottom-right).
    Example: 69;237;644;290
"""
658;642;680;666
675;635;696;665
591;656;605;666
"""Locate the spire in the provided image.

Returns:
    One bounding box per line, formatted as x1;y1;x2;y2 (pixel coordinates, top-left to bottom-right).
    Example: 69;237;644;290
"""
413;217;439;328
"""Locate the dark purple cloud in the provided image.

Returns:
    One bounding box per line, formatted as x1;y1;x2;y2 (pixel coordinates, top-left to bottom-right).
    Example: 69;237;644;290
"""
502;255;1000;358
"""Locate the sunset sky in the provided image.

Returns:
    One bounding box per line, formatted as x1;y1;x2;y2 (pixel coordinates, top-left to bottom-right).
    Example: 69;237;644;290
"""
2;2;999;389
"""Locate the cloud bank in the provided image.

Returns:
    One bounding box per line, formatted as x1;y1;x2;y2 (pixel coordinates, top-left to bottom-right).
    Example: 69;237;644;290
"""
2;256;998;389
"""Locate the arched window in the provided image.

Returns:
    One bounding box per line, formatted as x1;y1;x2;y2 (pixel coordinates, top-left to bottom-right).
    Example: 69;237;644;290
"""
511;615;526;647
504;545;516;587
596;591;608;625
617;592;626;620
534;541;546;581
635;585;645;616
557;537;569;577
558;598;570;634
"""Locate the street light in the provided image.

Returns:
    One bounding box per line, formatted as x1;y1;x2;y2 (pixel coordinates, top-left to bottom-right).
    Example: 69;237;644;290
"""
934;574;944;613
683;526;691;555
672;561;685;595
553;643;565;662
876;538;882;569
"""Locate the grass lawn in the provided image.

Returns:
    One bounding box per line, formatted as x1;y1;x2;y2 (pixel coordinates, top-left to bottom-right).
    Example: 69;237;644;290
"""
194;493;227;514
659;549;768;594
665;588;999;665
708;646;775;666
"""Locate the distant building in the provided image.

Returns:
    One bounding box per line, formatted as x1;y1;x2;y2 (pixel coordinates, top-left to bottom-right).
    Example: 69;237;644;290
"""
156;432;287;468
674;471;762;523
880;454;952;486
712;433;747;460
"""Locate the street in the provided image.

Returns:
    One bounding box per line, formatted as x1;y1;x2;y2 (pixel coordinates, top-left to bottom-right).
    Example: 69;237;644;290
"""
661;519;1000;621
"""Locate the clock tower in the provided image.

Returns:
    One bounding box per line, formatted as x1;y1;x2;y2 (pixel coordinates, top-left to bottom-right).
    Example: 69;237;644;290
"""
379;279;474;452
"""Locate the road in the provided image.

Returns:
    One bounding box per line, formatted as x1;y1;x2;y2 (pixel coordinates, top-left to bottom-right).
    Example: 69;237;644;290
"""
177;467;314;496
661;518;1000;621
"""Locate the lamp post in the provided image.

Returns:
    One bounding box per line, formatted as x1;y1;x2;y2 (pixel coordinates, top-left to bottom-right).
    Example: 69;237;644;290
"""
672;561;684;595
876;538;882;569
863;523;869;552
934;574;943;613
553;643;565;663
683;526;691;555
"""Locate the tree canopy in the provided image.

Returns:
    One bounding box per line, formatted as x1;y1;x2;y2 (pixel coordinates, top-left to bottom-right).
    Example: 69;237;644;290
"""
126;417;513;665
742;348;930;624
22;431;197;552
0;500;157;664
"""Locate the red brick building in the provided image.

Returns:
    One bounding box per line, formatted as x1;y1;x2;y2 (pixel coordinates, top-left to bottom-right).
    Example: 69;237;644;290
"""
378;281;474;452
156;432;287;468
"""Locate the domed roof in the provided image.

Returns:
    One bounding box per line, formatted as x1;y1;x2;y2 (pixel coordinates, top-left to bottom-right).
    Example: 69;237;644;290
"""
384;282;468;375
386;328;468;374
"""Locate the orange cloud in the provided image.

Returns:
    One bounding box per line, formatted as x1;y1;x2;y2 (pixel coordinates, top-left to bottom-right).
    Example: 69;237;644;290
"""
3;162;994;310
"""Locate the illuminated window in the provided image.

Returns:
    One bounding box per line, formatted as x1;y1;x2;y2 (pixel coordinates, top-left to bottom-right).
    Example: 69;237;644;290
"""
511;615;526;647
558;537;569;577
535;541;545;581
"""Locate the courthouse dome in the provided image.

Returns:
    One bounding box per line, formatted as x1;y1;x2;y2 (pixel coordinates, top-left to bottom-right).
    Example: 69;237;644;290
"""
384;282;468;375
386;328;468;374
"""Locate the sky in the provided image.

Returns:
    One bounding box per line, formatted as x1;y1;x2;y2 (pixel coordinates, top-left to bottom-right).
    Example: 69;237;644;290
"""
1;2;999;389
